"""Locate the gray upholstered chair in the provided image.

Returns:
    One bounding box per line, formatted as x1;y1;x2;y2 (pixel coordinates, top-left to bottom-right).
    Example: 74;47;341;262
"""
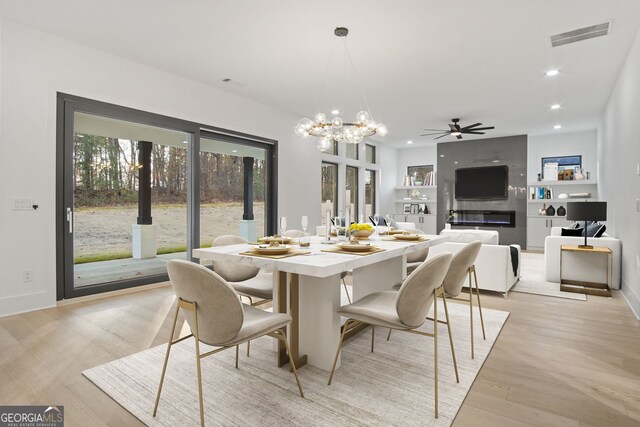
440;240;484;359
327;252;454;419
404;228;430;274
154;260;304;426
212;235;273;306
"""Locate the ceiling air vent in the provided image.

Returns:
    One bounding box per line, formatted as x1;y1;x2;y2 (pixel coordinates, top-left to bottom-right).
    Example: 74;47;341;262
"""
550;21;611;47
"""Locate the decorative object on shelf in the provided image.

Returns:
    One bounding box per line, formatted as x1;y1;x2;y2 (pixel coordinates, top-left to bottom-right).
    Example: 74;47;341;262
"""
410;188;422;199
295;27;387;150
403;203;411;214
402;175;411;186
414;180;423;185
558;193;569;199
537;173;542;182
543;162;559;181
410;204;419;214
407;165;434;186
562;169;574;180
546;205;556;216
539;204;547;216
557;206;566;216
586;171;591;180
574;168;585;180
542;155;582;178
557;171;564;180
418;203;427;214
569;192;592;198
566;201;607;248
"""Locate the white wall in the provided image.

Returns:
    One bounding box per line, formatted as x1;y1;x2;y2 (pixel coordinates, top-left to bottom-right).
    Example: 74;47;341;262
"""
0;20;326;316
528;131;598;181
598;29;640;319
378;144;398;216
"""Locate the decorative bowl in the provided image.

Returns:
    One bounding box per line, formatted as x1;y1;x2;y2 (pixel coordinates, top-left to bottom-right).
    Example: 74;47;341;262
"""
352;229;373;239
253;244;292;255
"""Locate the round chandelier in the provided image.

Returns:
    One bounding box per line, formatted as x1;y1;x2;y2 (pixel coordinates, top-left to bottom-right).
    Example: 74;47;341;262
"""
295;27;387;150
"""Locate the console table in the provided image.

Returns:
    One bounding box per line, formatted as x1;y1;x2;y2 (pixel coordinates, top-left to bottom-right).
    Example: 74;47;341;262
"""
560;245;612;297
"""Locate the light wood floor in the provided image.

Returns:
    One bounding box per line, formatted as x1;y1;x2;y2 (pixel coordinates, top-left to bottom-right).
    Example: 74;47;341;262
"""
1;285;638;426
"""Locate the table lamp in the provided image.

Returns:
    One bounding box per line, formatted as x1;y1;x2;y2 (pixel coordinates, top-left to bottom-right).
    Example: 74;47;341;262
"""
566;201;607;249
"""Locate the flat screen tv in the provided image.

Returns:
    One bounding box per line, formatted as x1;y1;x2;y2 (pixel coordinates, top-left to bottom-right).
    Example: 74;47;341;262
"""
455;165;508;200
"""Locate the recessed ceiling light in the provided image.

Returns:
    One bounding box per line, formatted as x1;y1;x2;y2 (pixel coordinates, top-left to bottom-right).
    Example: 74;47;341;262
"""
554;124;562;129
182;140;188;144
232;149;238;153
440;154;445;158
454;161;459;164
331;109;340;115
545;69;560;77
550;104;561;110
407;140;413;144
222;78;232;82
492;159;500;163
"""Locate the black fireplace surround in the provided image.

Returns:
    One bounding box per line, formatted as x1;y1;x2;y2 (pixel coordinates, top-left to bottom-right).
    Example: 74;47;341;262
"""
448;210;516;228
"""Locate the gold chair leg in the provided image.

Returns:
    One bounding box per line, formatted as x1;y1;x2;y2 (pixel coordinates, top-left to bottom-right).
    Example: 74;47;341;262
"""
153;302;180;417
193;308;205;427
328;319;355;385
342;277;352;304
247;340;251;357
441;292;459;383
277;328;305;398
469;269;475;359
371;326;375;353
235;345;239;369
434;291;439;419
386;328;392;341
473;267;486;340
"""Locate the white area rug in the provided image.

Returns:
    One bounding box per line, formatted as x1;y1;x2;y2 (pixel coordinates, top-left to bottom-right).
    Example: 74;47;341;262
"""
84;301;509;426
512;252;587;301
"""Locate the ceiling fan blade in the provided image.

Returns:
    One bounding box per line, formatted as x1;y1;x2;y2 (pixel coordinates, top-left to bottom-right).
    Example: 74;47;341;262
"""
464;131;485;135
466;126;495;131
461;123;482;130
434;133;451;140
456;134;463;140
423;128;448;132
421;132;448;136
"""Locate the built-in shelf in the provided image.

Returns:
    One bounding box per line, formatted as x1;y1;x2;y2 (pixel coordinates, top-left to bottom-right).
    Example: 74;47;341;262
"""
527;180;596;186
395;199;436;203
527;198;597;203
394;185;437;190
527;215;570;219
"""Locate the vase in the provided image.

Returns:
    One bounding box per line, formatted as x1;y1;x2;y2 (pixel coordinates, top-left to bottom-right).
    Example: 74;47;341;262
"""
557;206;566;216
546;205;556;216
575;168;585;180
539;204;547;216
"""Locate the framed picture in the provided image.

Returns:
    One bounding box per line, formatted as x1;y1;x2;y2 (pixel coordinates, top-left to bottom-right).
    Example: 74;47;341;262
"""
418;203;427;214
541;155;581;174
403;203;411;214
410;204;419;214
407;165;434;185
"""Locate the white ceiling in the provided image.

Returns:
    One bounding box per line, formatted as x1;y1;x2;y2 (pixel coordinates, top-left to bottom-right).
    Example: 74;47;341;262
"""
2;0;640;148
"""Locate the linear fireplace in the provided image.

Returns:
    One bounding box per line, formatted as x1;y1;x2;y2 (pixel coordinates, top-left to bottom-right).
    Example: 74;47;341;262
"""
448;210;516;228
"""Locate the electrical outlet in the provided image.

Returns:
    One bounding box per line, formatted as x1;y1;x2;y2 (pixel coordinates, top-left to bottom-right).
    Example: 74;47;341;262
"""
22;269;34;282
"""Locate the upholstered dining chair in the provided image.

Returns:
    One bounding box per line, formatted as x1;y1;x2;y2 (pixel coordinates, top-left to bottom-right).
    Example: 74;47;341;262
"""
404;228;430;274
283;229;305;238
438;240;484;359
154;260;304;426
212;235;274;356
327;252;454;419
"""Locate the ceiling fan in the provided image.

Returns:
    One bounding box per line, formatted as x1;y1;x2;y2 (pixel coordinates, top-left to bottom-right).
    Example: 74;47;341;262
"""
421;118;495;140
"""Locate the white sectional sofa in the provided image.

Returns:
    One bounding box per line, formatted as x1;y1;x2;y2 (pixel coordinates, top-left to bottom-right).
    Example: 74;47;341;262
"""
544;227;621;289
428;230;520;297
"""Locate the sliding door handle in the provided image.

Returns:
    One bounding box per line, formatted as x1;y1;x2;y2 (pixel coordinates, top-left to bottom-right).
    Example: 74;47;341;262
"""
66;207;73;233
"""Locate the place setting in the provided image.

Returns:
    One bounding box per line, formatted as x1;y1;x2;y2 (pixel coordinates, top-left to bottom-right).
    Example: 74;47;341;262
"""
239;216;312;259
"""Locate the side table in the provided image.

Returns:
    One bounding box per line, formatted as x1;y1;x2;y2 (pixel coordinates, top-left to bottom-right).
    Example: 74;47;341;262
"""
560;245;612;297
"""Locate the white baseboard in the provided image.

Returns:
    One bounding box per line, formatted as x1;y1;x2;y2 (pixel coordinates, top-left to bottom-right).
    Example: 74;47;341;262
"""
621;279;640;320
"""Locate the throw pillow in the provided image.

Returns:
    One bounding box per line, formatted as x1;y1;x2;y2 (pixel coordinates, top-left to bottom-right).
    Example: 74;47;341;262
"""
561;227;584;237
568;221;582;229
582;222;606;238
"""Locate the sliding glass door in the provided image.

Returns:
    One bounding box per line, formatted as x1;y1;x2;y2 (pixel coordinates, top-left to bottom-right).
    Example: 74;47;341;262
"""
57;94;276;299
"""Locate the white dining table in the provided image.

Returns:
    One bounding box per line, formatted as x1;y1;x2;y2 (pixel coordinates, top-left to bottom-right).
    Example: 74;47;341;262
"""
193;234;449;371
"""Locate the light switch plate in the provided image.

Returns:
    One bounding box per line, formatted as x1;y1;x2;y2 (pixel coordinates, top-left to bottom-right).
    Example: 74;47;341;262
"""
12;198;34;210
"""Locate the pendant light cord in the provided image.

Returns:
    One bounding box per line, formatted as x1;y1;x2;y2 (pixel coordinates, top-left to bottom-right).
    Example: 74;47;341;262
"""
342;38;374;121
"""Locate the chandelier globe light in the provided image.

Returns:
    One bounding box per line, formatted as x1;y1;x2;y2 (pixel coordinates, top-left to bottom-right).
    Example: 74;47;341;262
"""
295;27;387;150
